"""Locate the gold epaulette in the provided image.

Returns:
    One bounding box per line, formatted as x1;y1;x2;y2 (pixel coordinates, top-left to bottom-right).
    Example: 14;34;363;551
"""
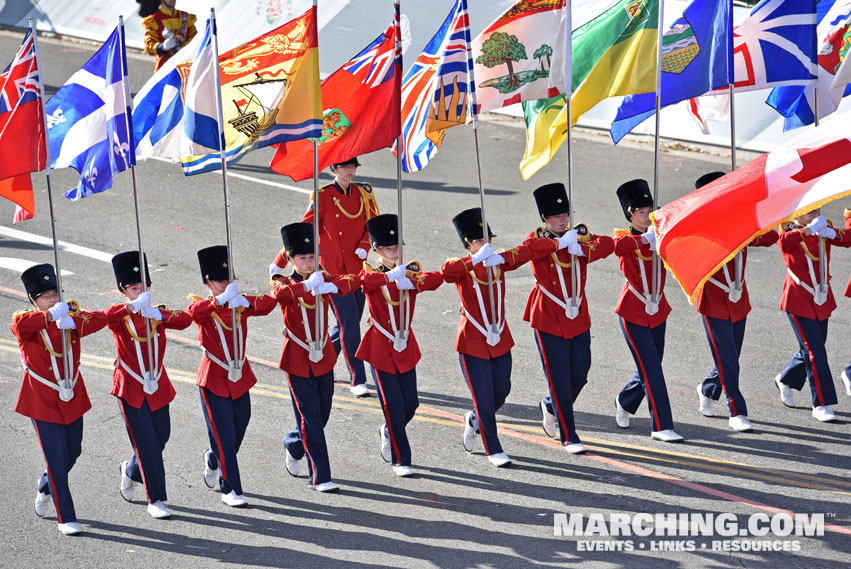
845;209;851;219
781;221;800;233
354;181;373;194
405;260;422;277
187;293;204;303
66;300;80;317
613;228;632;237
13;308;31;318
826;218;835;229
155;304;167;311
363;260;380;273
535;226;548;238
575;223;590;243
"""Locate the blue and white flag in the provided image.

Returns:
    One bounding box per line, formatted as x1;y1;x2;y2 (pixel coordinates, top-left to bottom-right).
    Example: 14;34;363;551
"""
610;0;731;144
45;27;133;200
179;17;222;163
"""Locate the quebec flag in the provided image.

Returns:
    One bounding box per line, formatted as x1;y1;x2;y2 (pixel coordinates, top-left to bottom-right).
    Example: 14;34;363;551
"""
45;27;133;200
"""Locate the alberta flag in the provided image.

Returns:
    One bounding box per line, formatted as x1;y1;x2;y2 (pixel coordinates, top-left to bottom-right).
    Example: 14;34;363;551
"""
45;26;133;200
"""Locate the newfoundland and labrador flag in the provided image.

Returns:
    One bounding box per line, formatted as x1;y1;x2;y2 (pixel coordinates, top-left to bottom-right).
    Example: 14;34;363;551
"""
653;110;851;303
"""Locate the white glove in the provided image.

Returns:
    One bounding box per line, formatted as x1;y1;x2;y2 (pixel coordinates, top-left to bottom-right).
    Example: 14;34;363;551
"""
567;243;585;257
483;253;505;267
395;276;415;290
355;248;368;260
386;264;406;281
228;295;250;309
141;304;162;320
556;229;579;250
807;215;828;235
129;291;151;312
470;242;494;265
312;282;339;296
303;271;325;292
161;36;177;51
269;263;284;278
216;282;239;306
641;230;657;252
48;302;70;321
56;315;76;330
817;226;837;240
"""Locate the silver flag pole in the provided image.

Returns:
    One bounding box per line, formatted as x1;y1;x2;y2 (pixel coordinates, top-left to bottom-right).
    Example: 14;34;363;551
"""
651;0;665;305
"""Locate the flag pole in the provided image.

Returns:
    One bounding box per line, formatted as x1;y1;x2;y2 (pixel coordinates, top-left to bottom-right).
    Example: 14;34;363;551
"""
565;1;579;314
209;9;242;375
120;16;157;394
31;18;73;390
313;139;323;353
651;0;665;305
395;0;407;336
729;84;743;291
812;87;828;294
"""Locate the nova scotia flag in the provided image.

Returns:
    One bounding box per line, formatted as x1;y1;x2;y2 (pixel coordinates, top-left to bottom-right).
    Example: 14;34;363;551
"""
45;26;133;200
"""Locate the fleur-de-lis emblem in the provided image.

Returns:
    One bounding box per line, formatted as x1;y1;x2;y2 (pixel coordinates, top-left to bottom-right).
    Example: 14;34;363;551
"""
47;108;66;128
113;132;130;169
84;166;98;186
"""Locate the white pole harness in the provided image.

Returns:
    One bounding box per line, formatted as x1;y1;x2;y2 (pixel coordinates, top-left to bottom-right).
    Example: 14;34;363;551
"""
21;328;77;402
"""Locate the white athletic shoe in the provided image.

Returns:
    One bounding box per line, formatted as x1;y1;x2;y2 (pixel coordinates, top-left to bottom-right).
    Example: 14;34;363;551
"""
34;483;50;518
650;429;684;443
615;396;630;429
221;491;247;507
350;383;369;397
379;425;391;463
565;443;587;455
697;384;714;417
285;448;301;477
841;371;851;397
462;411;476;452
393;465;414;477
540;398;557;438
775;374;795;407
487;452;512;467
57;522;81;536
203;450;220;489
309;481;340;493
147;500;171;519
812;406;836;423
728;415;753;432
119;460;135;502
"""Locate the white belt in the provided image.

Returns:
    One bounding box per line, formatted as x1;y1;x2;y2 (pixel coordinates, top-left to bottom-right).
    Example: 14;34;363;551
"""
464;270;503;346
537;275;580;319
787;256;828;306
123;317;161;395
21;354;78;403
202;315;244;382
285;301;326;363
708;260;743;303
626;254;659;315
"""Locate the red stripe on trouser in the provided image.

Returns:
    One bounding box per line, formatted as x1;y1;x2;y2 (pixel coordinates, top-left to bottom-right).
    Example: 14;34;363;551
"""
373;369;402;465
200;389;228;481
118;400;153;503
33;421;64;524
329;299;357;385
460;354;491;455
791;315;826;406
621;318;662;432
535;330;571;446
703;316;737;416
285;373;319;485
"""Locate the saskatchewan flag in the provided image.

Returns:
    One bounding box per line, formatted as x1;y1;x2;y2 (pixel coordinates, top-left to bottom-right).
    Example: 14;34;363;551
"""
520;0;659;180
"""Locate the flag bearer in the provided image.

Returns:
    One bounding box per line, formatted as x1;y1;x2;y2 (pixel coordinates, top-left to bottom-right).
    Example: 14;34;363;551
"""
187;246;277;507
612;180;683;442
270;156;379;397
692;172;778;432
774;209;851;422
138;0;198;71
355;214;443;477
273;222;362;492
441;208;531;467
14;264;107;535
526;183;614;453
106;251;192;519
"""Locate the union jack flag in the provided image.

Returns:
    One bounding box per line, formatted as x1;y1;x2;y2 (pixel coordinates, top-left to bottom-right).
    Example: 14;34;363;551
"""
0;30;41;114
343;1;402;89
399;0;473;173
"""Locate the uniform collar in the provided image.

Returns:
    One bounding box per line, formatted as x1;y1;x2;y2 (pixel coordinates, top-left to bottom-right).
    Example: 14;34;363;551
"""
629;225;643;236
333;180;351;196
159;6;177;16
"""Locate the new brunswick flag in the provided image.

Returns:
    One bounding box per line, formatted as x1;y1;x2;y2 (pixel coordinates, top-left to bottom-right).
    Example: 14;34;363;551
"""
520;0;659;180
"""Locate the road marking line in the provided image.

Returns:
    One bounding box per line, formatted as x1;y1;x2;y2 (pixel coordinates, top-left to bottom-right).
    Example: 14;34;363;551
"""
0;226;113;263
149;156;312;195
0;257;73;276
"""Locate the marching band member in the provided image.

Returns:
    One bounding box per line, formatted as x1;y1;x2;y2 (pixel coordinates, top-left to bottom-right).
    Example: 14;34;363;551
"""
138;0;197;71
692;172;778;432
613;180;682;442
106;251;191;519
525;183;614;453
273;222;362;492
271;157;379;397
355;214;443;477
441;208;531;467
187;246;276;507
13;264;107;535
774;209;851;422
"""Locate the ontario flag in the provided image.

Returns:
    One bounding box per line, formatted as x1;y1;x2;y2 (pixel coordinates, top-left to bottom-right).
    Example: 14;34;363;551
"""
653;110;851;303
270;1;402;181
0;29;46;223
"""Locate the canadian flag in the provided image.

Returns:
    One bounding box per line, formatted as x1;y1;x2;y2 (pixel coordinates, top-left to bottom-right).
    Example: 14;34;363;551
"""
653;111;851;302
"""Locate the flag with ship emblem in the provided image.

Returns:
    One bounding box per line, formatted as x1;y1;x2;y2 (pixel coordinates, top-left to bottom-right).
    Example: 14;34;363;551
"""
398;0;472;173
269;1;402;181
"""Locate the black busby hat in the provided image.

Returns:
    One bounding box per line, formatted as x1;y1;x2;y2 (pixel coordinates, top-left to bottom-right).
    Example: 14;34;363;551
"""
112;251;151;290
197;245;231;284
331;156;361;169
136;0;160;18
21;263;58;300
281;222;315;257
533;182;570;220
452;207;495;247
695;171;725;189
616;179;654;222
366;214;400;248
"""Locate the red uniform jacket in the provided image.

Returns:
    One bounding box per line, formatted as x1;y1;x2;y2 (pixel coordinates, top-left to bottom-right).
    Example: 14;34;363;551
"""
695;231;779;322
841;212;851;298
272;181;379;276
355;261;444;374
106;303;192;411
141;6;198;71
13;307;107;424
522;228;614;338
779;221;851;320
614;229;671;328
186;294;277;400
272;272;361;377
440;246;532;359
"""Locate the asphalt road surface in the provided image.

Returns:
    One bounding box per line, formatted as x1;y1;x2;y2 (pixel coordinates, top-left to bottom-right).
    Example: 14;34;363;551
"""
0;31;849;569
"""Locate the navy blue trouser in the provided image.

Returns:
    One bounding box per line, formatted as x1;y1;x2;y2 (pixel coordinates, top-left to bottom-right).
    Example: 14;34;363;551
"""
329;290;367;386
618;318;674;432
459;351;512;456
118;398;170;504
284;370;334;485
701;315;748;417
200;387;251;496
778;313;838;407
33;417;83;524
536;329;590;446
372;367;419;467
